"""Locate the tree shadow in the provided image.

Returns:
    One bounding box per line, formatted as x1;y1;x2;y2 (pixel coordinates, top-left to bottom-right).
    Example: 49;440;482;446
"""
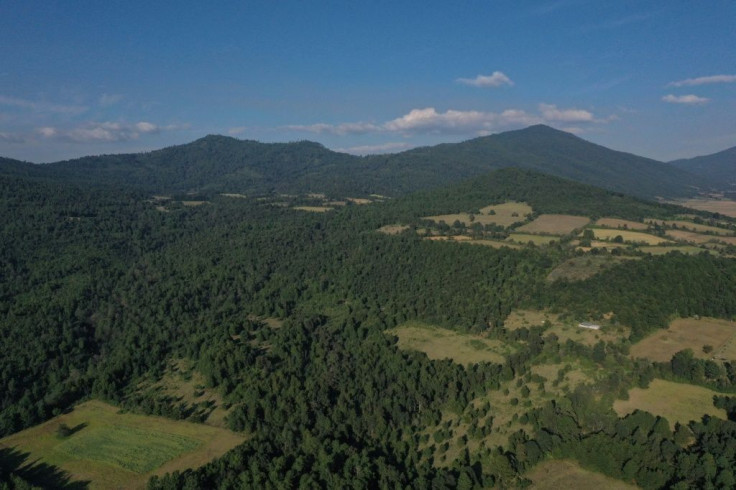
0;446;90;489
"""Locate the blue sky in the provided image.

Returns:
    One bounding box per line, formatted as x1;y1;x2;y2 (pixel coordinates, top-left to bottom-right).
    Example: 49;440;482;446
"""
0;0;734;162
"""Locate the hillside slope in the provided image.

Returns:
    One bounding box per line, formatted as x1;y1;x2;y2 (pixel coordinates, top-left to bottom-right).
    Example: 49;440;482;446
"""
670;146;736;189
0;125;708;198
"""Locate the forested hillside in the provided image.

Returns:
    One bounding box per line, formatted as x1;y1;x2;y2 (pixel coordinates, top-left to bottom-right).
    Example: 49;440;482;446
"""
0;125;710;199
2;168;736;488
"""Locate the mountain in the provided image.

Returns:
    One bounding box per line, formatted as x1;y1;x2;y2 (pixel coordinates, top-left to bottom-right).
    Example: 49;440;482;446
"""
670;146;736;190
0;125;709;198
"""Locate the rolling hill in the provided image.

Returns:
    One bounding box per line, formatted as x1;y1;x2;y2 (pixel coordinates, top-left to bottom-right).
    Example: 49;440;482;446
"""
670;146;736;190
0;125;711;199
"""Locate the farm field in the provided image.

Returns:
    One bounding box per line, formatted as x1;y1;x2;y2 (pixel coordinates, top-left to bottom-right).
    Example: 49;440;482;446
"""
595;217;649;231
642;245;717;256
527;459;638;490
678;199;736;218
646;219;734;235
630;317;736;362
516;214;589;235
425;201;532;228
504;309;558;331
614;379;727;426
0;400;245;489
387;322;511;365
589;228;671;245
292;205;333;212
422;235;523;249
506;233;559;245
546;255;634;282
377;224;410;235
666;229;722;244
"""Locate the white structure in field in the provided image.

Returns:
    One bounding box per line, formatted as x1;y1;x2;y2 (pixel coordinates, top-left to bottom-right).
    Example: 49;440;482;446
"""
578;322;601;330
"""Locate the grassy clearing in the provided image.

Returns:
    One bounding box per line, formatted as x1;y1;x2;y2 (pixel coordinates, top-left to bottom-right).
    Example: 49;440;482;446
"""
679;199;736;218
292;205;333;212
422;236;523;249
595;218;649;231
506;233;559;245
387;322;512;365
546;255;634;282
0;400;245;490
545;320;629;347
220;193;247;198
425;201;533;228
377;224;410;235
614;379;727;426
590;228;671;245
527;459;637;490
630;317;736;362
504;309;558;331
181;201;207;207
516;214;590;235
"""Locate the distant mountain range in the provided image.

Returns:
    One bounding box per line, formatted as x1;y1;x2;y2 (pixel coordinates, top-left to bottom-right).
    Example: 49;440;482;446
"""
670;146;736;192
0;125;722;199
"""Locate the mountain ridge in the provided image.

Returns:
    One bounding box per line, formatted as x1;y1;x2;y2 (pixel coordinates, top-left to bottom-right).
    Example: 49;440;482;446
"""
0;124;714;199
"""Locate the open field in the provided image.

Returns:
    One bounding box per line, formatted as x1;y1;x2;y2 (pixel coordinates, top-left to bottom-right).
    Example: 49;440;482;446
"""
181;201;207;207
589;228;671;245
614;379;727;426
292;205;334;212
545;321;629;347
425;201;533;228
377;224;410;235
596;217;649;231
422;236;523;249
387;322;511;365
504;309;558;331
141;358;231;428
546;255;634;282
630;317;736;362
527;459;638;490
516;214;590;235
646;219;734;235
0;400;245;490
678;199;736;218
506;233;559;245
667;229;722;244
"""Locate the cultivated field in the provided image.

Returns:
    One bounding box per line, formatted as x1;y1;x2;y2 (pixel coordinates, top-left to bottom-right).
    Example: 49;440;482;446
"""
506;233;559;245
546;255;634;282
646;219;734;235
387;322;511;365
516;214;590;235
630;317;736;362
0;400;245;489
595;217;649;231
614;379;727;426
589;228;671;245
422;236;523;249
292;205;333;212
679;199;736;218
667;229;722;244
425;201;532;228
527;459;638;490
643;245;716;256
377;224;410;235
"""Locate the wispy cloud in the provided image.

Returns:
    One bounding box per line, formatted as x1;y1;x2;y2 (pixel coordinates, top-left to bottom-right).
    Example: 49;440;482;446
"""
99;93;123;107
36;121;185;142
0;95;88;115
668;74;736;87
456;71;514;88
539;103;595;122
0;131;26;143
662;94;710;105
287;103;602;138
228;126;247;136
334;142;412;155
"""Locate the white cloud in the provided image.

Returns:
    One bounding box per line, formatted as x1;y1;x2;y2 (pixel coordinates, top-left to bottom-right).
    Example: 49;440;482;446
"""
668;75;736;87
287;104;602;137
0;95;87;114
539;103;595;122
334;142;412;155
99;94;123;107
228;126;247;136
285;121;380;135
662;94;710;105
456;71;514;88
0;131;25;143
37;121;179;143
